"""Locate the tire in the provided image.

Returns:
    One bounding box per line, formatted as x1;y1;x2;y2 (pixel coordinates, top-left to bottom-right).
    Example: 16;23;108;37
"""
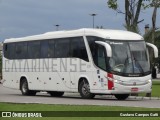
48;91;64;97
79;80;95;99
20;78;36;96
114;94;129;100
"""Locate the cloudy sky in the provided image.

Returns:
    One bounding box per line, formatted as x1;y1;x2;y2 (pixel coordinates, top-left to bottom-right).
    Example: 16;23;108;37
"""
0;0;159;41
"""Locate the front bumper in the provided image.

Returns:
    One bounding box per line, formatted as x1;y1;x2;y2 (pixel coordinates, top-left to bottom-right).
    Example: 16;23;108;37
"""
91;82;152;94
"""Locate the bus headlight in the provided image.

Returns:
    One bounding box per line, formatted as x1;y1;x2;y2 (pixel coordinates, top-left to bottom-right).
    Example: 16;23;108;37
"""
114;80;122;84
114;80;117;83
147;80;151;84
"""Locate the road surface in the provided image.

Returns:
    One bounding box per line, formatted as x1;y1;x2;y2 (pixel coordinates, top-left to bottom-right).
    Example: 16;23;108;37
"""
0;84;160;108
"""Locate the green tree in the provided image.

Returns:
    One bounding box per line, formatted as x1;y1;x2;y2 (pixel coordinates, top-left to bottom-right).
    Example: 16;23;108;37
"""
107;0;144;33
107;0;160;33
144;28;160;63
150;0;160;44
144;0;160;63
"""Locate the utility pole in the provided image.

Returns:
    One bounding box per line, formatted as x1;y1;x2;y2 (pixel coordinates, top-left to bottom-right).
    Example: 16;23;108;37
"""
55;24;60;31
90;14;97;28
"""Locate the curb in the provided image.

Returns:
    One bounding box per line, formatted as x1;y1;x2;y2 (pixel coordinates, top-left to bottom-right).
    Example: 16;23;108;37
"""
129;96;160;100
152;79;160;81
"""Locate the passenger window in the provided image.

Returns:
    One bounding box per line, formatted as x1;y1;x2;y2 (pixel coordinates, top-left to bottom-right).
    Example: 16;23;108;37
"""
28;41;40;59
41;40;49;58
3;44;9;59
16;42;27;59
79;39;88;61
71;37;89;62
70;38;79;58
7;43;16;59
55;39;70;58
48;40;55;58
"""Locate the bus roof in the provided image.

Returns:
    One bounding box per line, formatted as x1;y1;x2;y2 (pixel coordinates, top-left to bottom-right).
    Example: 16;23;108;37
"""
4;28;144;43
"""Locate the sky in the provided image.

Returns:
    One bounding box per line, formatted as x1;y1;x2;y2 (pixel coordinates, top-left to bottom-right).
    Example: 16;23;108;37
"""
0;0;159;41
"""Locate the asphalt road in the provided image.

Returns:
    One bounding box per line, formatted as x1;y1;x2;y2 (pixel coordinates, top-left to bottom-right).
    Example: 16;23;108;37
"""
0;84;160;108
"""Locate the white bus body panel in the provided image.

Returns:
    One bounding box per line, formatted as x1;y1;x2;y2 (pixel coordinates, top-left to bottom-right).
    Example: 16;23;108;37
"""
3;58;93;92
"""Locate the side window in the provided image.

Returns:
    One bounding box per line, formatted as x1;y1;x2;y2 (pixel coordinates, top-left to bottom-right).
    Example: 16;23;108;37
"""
87;37;97;59
15;42;27;59
28;41;40;59
41;40;49;58
70;38;79;58
87;36;110;71
7;43;16;59
48;40;55;58
97;45;107;71
55;39;70;58
79;38;88;61
3;44;9;59
71;37;89;62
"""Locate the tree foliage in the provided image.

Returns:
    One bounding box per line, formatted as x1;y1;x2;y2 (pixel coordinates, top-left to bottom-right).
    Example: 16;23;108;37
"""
144;28;160;70
143;0;160;77
107;0;160;33
107;0;146;33
149;0;160;44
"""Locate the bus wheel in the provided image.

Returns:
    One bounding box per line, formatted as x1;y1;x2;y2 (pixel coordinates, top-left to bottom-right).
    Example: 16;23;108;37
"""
114;94;129;100
20;78;36;96
79;80;95;99
48;91;64;97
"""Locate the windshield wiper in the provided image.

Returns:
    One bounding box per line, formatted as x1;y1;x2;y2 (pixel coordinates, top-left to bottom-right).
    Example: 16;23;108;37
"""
123;52;144;74
123;52;133;73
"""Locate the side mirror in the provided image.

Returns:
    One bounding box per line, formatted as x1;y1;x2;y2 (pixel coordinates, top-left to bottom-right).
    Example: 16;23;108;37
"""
146;42;158;58
95;41;112;57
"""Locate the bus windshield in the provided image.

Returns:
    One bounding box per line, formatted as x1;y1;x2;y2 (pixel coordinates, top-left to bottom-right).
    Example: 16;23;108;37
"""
108;41;150;75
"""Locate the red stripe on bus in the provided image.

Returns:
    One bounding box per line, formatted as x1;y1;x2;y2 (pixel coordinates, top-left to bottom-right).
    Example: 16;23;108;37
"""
107;73;114;90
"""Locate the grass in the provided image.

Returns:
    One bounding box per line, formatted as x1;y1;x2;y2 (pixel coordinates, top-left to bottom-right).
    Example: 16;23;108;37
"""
1;102;160;111
0;103;160;120
151;80;160;97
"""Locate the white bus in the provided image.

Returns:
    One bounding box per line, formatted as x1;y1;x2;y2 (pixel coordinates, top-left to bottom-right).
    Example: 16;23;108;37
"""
2;28;158;100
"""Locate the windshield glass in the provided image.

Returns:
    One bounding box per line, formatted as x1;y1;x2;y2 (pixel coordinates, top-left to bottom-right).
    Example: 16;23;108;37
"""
108;41;150;75
87;36;150;77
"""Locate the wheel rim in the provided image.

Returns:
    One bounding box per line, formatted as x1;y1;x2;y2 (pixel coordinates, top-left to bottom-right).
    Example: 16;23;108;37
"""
22;81;28;93
82;82;90;96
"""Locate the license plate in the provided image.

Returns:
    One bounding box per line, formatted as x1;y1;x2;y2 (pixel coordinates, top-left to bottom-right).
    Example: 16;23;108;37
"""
131;88;138;92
